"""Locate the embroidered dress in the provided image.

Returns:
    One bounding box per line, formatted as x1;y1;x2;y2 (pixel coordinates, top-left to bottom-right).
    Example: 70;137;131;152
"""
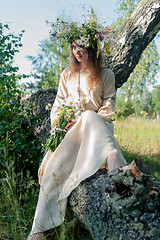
30;67;127;235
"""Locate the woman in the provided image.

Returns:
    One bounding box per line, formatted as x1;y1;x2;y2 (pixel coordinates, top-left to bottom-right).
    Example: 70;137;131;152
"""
29;19;127;240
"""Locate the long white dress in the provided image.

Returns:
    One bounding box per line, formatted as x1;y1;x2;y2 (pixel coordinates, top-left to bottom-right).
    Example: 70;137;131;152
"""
30;67;127;235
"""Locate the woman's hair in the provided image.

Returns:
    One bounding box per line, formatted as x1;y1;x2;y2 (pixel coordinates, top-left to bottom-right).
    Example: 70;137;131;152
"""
69;43;103;90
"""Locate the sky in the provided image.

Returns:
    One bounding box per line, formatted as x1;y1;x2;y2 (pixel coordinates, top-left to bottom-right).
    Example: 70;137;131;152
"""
0;0;160;85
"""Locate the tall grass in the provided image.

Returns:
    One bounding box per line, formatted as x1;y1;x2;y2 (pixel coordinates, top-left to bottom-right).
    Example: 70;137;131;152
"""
0;148;91;240
0;148;39;240
114;118;160;179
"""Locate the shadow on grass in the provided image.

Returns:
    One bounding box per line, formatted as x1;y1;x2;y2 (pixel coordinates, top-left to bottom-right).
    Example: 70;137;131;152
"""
122;148;160;180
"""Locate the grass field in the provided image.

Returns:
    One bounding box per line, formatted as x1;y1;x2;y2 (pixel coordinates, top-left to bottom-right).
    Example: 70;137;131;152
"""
114;118;160;180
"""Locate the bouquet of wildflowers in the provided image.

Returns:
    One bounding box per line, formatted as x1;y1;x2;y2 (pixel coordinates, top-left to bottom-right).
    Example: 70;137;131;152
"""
45;98;85;152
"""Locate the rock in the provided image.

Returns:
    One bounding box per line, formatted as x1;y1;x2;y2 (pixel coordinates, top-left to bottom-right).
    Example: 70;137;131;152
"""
22;88;57;144
69;168;160;240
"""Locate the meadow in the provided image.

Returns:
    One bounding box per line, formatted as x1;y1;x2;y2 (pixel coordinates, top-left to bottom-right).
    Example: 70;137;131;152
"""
0;118;160;239
114;118;160;180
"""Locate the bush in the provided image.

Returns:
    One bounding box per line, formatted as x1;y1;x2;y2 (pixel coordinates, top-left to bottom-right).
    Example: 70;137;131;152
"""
115;99;135;120
0;23;43;177
0;102;43;177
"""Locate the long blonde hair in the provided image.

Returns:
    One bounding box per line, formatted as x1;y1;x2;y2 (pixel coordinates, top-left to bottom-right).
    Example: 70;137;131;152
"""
69;45;103;90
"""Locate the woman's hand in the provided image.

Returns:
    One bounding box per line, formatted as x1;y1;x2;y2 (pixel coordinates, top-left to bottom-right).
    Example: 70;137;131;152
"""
65;120;75;132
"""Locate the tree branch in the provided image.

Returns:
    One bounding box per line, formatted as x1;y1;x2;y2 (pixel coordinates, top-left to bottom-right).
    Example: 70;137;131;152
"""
108;0;160;88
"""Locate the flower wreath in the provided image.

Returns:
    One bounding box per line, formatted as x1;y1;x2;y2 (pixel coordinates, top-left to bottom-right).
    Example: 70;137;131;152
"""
51;9;112;58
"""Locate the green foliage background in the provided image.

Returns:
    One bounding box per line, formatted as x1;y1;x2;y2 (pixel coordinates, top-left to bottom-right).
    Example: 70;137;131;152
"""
112;0;160;119
0;1;160;238
25;37;69;92
0;22;43;239
0;23;42;176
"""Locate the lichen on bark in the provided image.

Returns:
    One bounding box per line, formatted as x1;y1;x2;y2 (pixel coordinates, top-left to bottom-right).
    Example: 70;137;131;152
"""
69;169;160;240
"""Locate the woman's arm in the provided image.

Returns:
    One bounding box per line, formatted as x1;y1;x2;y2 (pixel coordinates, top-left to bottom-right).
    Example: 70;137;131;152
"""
97;69;116;122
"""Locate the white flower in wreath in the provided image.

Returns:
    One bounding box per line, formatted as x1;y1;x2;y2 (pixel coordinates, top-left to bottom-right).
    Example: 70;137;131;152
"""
76;39;82;45
91;17;96;23
84;35;89;41
80;36;89;46
86;17;90;22
85;42;89;47
76;46;83;52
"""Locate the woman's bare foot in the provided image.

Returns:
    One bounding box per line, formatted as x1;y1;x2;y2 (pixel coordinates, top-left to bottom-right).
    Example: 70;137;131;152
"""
121;159;151;177
100;158;108;170
30;232;46;240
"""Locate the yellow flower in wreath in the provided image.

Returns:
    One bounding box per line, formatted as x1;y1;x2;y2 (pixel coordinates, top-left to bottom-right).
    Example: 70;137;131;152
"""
97;41;100;58
104;42;110;55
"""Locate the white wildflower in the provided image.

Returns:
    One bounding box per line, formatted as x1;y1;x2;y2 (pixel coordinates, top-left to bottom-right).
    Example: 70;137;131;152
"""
85;42;89;47
53;118;58;124
86;17;90;22
67;109;72;115
50;128;55;135
64;114;70;120
66;98;75;106
76;39;82;45
80;38;87;46
91;17;96;23
56;128;63;132
76;46;83;52
77;102;83;109
45;103;52;110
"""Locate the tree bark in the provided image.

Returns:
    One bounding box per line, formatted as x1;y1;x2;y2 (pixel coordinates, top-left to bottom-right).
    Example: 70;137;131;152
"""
107;0;160;89
69;163;160;240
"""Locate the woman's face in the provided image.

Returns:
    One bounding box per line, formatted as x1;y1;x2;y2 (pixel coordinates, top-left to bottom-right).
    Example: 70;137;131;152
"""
72;41;88;63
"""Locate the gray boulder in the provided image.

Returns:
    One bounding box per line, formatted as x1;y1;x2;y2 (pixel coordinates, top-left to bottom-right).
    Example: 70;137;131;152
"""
22;88;56;144
69;168;160;240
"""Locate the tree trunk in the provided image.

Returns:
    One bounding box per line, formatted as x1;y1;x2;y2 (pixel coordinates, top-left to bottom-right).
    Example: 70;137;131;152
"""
107;0;160;89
